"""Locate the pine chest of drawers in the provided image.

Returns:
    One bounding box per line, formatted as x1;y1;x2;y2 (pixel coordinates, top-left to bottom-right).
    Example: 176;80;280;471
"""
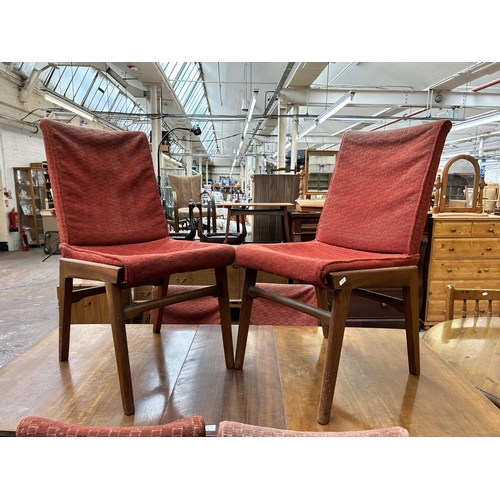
425;214;500;326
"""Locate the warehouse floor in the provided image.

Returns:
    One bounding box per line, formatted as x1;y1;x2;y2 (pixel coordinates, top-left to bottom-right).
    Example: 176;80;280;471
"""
0;247;59;367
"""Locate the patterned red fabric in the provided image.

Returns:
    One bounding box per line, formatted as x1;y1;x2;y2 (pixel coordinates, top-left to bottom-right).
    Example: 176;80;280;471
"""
39;119;235;284
250;283;319;326
152;283;319;325
16;415;206;437
317;120;451;254
40;119;168;247
62;238;235;284
236;121;451;288
217;421;409;437
152;285;222;324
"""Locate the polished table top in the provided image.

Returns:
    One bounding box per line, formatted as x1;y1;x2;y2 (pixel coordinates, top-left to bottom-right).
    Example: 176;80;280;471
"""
1;323;500;435
423;316;500;407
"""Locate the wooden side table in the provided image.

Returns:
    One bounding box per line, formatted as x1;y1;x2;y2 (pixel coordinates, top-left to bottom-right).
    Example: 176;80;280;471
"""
220;202;294;244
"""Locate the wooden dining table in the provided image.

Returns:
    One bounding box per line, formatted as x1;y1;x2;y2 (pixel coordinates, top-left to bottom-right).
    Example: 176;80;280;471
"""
2;323;500;436
423;316;500;408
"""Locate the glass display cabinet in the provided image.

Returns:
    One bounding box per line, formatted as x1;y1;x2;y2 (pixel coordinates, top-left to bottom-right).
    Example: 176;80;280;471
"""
14;166;47;246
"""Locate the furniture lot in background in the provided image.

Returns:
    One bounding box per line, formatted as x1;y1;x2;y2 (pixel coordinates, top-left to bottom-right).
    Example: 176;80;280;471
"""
168;173;216;232
40;118;236;416
234;120;452;424
424;214;500;327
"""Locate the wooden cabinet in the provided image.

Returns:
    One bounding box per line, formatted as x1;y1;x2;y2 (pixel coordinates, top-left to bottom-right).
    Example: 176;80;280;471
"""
13;166;48;246
425;214;500;326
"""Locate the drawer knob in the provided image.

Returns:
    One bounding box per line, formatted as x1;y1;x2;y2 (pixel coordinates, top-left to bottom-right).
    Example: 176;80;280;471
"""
381;303;389;309
447;268;452;273
487;247;492;251
175;277;187;283
451;228;456;233
489;228;495;233
449;247;455;251
484;268;490;272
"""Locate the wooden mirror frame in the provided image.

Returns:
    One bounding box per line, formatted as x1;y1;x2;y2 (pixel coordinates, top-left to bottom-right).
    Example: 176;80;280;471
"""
300;150;337;198
434;154;484;214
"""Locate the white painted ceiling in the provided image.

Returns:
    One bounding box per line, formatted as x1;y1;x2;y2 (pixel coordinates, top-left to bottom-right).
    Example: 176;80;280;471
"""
39;62;500;172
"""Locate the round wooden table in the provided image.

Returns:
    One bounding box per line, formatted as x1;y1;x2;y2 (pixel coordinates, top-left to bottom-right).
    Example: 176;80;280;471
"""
423;317;500;408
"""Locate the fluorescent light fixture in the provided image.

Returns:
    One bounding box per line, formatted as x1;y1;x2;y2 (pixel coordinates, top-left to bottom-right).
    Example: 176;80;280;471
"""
44;93;94;122
231;89;259;172
452;111;500;131
298;91;355;140
317;91;355;124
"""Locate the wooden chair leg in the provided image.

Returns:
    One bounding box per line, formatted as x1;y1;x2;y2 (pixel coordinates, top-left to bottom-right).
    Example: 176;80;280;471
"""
318;287;352;425
315;287;330;338
402;269;420;376
152;278;168;334
58;261;73;362
105;282;135;415
234;267;258;369
215;266;234;369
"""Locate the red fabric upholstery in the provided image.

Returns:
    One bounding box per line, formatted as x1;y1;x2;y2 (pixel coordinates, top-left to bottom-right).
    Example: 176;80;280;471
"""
16;415;206;437
250;283;319;326
217;421;409;437
40;119;168;247
235;121;452;288
62;238;235;285
152;285;222;324
317;122;449;255
152;283;319;326
40;119;235;284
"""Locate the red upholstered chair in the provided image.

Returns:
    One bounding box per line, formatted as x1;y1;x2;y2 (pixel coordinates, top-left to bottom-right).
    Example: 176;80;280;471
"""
234;120;452;425
217;421;409;437
39;118;236;416
152;283;319;326
16;415;206;437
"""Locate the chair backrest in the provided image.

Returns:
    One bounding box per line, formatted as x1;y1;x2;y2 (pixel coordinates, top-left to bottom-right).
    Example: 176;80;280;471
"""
16;415;206;436
40;119;168;247
217;420;409;437
169;174;203;206
316;120;452;256
445;284;500;320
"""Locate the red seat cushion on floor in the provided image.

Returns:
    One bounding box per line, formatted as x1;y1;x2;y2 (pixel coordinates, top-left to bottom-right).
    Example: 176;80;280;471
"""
152;283;319;326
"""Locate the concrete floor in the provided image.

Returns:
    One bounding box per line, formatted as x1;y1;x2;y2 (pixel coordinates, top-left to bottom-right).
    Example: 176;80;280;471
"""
0;247;59;367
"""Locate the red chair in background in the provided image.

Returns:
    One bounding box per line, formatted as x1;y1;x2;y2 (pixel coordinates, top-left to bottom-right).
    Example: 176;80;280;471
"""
234;120;452;424
40;119;236;416
16;415;206;437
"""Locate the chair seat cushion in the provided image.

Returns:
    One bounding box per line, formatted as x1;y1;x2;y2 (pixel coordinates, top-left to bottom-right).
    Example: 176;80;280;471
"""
60;237;235;284
235;240;418;289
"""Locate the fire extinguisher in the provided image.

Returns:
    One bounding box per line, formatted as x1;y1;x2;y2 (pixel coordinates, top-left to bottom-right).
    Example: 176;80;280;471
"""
9;208;19;232
21;227;29;251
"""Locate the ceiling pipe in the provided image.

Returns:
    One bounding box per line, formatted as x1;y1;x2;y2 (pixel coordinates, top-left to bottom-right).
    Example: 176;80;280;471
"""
0;113;39;133
471;78;500;92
